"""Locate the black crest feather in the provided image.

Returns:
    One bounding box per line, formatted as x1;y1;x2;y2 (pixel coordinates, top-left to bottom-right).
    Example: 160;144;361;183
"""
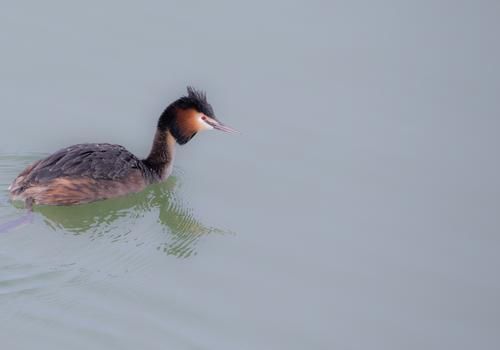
187;86;207;103
184;86;215;118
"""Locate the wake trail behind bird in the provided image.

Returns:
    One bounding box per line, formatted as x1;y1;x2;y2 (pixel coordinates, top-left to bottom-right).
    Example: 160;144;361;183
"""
0;212;34;233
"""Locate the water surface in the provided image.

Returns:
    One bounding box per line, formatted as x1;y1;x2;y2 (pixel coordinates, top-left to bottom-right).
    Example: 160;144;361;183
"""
1;1;500;349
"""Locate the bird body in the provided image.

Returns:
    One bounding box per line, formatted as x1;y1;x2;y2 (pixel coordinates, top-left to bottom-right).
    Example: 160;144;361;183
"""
9;143;152;206
8;87;236;208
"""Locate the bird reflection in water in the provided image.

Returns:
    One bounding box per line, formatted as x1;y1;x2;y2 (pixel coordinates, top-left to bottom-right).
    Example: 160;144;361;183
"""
33;174;228;258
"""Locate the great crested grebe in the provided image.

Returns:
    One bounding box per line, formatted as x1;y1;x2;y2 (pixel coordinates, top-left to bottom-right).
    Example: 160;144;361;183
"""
8;87;236;208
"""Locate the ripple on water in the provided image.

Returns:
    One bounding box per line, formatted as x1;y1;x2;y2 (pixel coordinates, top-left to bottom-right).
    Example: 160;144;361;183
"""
0;261;68;298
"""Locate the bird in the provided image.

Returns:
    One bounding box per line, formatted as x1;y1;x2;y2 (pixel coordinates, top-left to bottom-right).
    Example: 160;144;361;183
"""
8;87;237;209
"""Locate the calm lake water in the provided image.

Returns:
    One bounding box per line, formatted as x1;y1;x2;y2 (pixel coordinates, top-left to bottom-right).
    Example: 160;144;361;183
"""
1;1;499;349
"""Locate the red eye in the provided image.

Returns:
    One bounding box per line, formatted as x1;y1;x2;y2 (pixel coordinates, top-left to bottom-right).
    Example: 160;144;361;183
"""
201;116;207;121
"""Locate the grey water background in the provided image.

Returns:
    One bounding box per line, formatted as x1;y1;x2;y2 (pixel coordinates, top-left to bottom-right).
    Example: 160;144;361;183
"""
0;1;499;349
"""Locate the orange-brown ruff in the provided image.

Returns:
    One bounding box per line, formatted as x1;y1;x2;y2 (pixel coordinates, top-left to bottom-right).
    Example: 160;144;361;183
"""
8;87;237;207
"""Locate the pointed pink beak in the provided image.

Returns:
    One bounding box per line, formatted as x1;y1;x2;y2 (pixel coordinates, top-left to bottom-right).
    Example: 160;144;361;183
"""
213;122;239;134
208;118;239;134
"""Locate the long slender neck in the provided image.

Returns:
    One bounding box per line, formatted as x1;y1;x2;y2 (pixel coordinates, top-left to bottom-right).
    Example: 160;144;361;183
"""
143;129;176;181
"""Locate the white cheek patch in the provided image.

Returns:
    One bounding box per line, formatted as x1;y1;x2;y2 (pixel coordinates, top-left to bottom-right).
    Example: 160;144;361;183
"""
197;114;214;131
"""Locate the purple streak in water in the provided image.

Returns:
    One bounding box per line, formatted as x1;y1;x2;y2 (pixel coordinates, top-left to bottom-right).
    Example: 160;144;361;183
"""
0;212;34;233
